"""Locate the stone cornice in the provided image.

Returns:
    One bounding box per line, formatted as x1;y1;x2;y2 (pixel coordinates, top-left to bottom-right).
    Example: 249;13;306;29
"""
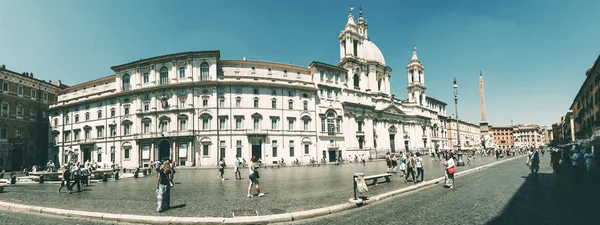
50;80;318;111
111;51;221;72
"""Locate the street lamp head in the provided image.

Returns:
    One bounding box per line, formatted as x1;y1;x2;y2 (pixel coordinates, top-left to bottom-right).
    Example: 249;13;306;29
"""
453;77;458;89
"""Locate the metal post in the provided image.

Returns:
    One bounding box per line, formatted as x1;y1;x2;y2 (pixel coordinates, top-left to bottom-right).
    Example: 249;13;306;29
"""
353;174;358;200
454;77;465;166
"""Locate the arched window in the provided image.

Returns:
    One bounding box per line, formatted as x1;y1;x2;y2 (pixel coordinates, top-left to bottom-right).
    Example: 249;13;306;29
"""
353;74;360;89
326;112;335;135
122;74;131;91
160;67;169;85
377;78;382;91
200;63;209;80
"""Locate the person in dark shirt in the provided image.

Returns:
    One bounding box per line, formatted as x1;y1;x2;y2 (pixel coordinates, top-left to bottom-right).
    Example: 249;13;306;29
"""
156;160;173;212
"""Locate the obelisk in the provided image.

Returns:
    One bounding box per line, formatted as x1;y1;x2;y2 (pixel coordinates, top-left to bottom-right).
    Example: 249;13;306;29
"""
479;71;489;135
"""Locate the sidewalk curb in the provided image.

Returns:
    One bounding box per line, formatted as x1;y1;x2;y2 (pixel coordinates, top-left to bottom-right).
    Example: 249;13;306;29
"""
0;155;524;224
364;155;526;204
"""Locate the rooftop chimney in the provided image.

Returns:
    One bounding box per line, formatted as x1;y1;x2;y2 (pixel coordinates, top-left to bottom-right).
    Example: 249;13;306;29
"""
0;65;5;70
30;72;33;78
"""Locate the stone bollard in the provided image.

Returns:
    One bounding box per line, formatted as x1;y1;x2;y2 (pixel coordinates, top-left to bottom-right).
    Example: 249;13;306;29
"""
39;175;45;184
143;169;147;177
134;168;139;178
114;172;119;180
123;168;126;174
10;175;16;184
102;173;108;182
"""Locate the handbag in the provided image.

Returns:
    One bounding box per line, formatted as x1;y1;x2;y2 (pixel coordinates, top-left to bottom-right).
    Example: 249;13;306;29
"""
448;167;455;174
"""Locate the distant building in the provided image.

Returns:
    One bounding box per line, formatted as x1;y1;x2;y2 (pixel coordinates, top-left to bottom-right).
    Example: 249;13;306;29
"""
446;117;480;149
491;125;514;149
0;65;62;171
513;124;547;148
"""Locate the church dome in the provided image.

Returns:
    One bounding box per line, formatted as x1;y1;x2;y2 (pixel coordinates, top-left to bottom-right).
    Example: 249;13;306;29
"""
362;39;385;65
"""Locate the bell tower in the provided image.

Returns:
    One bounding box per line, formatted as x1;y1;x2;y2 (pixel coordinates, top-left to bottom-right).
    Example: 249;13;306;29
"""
339;7;363;62
406;47;426;106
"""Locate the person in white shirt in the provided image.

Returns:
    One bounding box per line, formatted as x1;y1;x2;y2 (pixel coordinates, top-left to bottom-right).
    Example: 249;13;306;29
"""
415;153;424;182
444;154;455;188
234;155;242;180
69;162;82;193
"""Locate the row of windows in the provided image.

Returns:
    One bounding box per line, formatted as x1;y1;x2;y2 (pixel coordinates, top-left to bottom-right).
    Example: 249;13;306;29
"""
55;97;310;125
215;140;311;158
122;63;210;90
56;116;314;142
1;82;50;100
0;127;34;139
217;98;309;110
68;147;132;162
55;109;117;126
0;102;38;119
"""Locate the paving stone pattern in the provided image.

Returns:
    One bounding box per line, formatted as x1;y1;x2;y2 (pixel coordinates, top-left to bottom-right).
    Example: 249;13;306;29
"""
0;209;136;225
288;154;600;225
0;156;503;218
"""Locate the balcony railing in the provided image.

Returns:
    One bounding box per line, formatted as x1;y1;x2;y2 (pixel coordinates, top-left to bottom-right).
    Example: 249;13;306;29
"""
246;129;269;136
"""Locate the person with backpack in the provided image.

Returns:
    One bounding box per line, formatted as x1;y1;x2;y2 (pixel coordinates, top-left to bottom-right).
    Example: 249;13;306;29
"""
527;148;540;178
404;153;416;183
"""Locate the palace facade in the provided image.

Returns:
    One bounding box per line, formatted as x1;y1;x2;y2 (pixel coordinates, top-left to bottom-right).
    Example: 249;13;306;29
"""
48;9;450;167
0;65;62;171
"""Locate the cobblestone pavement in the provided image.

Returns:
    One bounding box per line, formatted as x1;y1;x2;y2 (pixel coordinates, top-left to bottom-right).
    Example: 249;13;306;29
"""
0;155;505;218
0;209;136;225
287;154;600;225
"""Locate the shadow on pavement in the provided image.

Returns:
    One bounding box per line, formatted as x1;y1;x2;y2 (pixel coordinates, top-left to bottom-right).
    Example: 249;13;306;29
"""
487;166;600;225
163;204;187;212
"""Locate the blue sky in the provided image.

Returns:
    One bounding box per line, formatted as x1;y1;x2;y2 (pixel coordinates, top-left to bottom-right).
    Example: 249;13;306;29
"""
1;0;598;127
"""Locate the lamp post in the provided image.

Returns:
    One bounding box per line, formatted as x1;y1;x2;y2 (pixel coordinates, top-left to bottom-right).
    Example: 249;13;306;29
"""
112;119;117;168
453;77;465;166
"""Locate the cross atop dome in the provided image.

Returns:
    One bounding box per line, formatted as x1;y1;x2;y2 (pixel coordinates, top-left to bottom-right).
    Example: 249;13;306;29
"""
347;7;355;25
411;46;420;62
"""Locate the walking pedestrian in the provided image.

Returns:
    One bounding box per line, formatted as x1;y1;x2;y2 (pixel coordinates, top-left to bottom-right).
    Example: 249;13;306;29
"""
550;149;561;182
444;153;455;188
415;153;424;182
385;152;392;172
69;162;82;193
58;166;71;193
154;160;162;173
584;149;595;174
572;150;582;183
391;154;398;173
218;158;226;181
81;165;90;186
404;153;416;183
399;152;407;177
156;160;173;212
234;155;242;180
527;148;540;178
247;156;264;198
